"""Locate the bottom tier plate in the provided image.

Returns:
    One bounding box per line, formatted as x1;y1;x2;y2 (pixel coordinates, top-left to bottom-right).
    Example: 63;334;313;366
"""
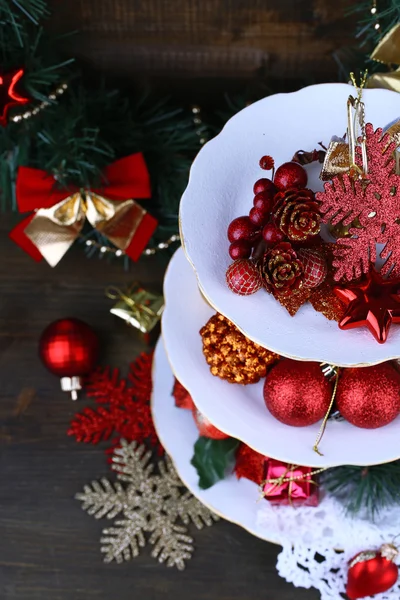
152;337;279;544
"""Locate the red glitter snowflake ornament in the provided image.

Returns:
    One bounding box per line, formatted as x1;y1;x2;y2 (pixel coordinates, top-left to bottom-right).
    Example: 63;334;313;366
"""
317;123;400;282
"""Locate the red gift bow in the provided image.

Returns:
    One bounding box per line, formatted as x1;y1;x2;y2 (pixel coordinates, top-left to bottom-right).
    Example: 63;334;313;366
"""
9;153;157;264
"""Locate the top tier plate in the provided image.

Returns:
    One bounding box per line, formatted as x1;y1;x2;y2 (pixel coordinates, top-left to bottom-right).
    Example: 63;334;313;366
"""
180;83;400;366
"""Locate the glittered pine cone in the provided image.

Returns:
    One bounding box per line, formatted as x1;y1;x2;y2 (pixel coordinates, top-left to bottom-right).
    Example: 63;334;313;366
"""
273;187;321;241
261;241;304;295
200;313;279;384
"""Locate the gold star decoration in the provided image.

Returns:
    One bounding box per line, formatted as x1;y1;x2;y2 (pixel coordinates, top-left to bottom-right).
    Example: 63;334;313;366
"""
76;439;219;570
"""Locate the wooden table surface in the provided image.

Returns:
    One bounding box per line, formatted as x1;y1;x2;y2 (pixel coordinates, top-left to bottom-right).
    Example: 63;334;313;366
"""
0;214;318;600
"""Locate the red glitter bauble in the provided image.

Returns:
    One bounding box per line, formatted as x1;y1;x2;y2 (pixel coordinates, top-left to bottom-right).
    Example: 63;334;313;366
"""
193;408;230;439
227;216;259;243
253;191;273;213
336;364;400;429
39;318;99;399
253;178;277;197
229;240;252;260
249;206;268;227
262;223;285;245
274;162;308;191
263;359;332;426
226;259;262;295
298;249;327;289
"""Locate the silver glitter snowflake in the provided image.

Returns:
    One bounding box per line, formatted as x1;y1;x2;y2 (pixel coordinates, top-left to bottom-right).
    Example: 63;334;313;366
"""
76;439;218;570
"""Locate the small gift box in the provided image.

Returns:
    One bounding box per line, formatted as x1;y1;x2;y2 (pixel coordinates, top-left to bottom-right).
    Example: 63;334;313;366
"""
262;459;319;507
107;284;164;344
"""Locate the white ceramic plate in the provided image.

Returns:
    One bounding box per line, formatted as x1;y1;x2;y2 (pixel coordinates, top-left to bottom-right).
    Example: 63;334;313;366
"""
162;248;400;468
152;337;279;544
180;83;400;366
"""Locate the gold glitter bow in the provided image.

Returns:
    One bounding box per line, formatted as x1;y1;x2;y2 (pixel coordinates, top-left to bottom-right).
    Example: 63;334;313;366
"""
367;23;400;92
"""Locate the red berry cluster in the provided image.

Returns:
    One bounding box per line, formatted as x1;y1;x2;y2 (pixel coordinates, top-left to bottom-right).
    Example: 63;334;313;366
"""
226;158;325;296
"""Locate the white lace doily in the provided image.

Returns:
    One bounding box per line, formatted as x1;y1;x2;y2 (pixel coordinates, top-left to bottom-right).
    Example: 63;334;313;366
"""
257;493;400;599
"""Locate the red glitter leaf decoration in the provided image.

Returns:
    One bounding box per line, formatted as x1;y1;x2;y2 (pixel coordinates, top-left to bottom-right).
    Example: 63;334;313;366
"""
68;351;164;456
317;123;400;281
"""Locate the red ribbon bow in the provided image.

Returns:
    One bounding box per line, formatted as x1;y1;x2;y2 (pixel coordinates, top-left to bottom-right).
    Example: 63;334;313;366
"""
9;153;157;265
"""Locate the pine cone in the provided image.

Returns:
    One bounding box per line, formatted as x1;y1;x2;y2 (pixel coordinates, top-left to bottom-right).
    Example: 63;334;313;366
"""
200;314;279;384
274;187;321;241
261;242;303;296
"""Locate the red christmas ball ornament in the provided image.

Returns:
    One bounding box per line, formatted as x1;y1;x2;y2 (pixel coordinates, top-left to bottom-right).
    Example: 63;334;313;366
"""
263;359;332;426
249;206;268;227
226;259;262;295
172;378;195;410
346;544;399;599
253;178;277;197
39;318;99;400
262;222;286;245
229;240;252;260
193;408;230;439
336;363;400;428
227;216;259;243
298;248;327;289
274;161;308;191
253;191;273;213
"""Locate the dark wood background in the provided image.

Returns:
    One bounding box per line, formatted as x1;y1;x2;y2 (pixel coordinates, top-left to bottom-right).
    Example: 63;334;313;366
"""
48;0;358;99
0;214;320;599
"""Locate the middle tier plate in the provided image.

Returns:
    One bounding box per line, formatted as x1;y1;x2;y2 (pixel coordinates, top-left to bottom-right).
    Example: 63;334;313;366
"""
162;248;400;468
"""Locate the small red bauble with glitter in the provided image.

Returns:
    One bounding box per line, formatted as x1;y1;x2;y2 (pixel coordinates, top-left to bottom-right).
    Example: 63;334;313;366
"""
336;363;400;428
273;161;307;191
227;216;259;243
226;259;262;295
298;248;327;289
259;155;275;171
39;318;99;400
263;359;332;426
173;378;195;410
193;408;229;439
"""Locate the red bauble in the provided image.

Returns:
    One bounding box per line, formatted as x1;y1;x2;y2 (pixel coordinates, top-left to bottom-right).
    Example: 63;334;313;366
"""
274;161;308;191
39;318;99;400
227;216;259;243
226;259;262;295
193;408;229;439
263;359;332;426
298;248;327;289
249;206;268;227
336;363;400;428
253;191;273;213
262;223;285;245
229;240;252;260
253;178;276;197
346;545;399;599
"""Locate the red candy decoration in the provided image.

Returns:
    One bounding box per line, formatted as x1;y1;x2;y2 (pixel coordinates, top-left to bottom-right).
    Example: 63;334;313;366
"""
346;544;399;599
274;161;308;191
253;178;276;197
193;408;229;439
227;216;259;243
229;240;252;260
336;363;400;428
298;248;327;289
39;318;99;400
263;359;332;426
226;259;262;295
